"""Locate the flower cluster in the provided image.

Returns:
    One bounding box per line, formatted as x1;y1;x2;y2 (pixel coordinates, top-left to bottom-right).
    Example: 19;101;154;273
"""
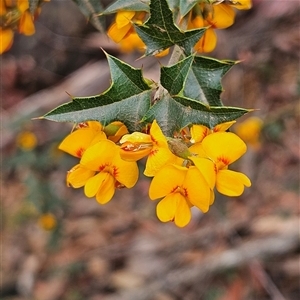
60;120;251;227
107;0;252;54
0;0;49;54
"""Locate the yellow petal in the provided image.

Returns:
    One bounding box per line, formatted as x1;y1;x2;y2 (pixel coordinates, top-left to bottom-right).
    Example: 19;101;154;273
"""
0;28;14;54
19;11;35;35
17;0;29;12
190;157;216;189
156;193;191;227
67;164;95;188
155;48;170;57
144;146;177;177
120;132;152;144
189;142;207;158
84;172;108;198
95;173;115;204
149;164;187;200
107;21;132;43
209;4;235;29
113;155;139;188
150;120;168;148
201;132;247;165
59;128;105;158
183;166;210;213
120;143;152;161
116;10;135;28
119;32;145;52
194;27;217;53
80;140;118;171
216;169;251;196
230;0;252;10
213;120;236;132
190;124;209;143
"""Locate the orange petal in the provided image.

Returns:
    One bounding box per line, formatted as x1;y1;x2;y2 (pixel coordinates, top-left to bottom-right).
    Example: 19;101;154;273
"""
107;21;132;43
116;10;135;28
194;27;217;53
208;4;235;29
19;11;35;35
190;124;209;143
0;28;14;54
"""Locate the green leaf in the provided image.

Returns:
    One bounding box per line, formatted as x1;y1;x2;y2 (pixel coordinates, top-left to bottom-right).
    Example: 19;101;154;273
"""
179;0;199;17
143;94;250;136
103;0;150;14
72;0;104;32
135;0;206;56
184;56;236;106
42;53;152;132
160;55;194;95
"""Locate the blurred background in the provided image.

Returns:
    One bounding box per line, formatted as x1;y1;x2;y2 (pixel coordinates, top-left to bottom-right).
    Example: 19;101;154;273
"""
1;0;299;299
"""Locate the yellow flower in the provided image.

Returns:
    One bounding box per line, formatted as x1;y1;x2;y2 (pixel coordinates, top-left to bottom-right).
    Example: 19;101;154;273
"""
77;139;139;204
187;1;252;53
194;132;251;196
59;121;106;158
38;213;57;231
107;10;146;53
190;121;236;143
234;117;263;150
149;164;212;227
120;120;178;176
16;130;38;150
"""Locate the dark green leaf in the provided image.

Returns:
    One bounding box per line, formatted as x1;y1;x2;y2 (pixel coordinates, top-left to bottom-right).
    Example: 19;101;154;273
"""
42;53;152;132
143;94;250;136
72;0;104;32
184;56;236;106
103;0;149;14
160;55;194;95
135;0;206;56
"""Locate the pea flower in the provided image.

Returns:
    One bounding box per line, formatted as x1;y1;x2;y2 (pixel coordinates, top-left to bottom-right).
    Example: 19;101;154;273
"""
192;132;251;196
59;121;106;158
187;1;252;53
190;121;236;143
72;139;139;204
120;120;178;176
149;164;212;227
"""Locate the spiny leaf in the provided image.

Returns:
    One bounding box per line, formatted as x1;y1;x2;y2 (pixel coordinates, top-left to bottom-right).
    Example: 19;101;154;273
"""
135;0;206;56
179;0;199;17
103;0;150;14
184;56;236;106
72;0;104;32
143;94;250;136
42;53;151;132
160;55;194;95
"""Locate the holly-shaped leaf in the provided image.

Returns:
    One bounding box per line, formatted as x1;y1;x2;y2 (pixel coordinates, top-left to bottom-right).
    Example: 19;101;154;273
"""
179;0;200;17
184;56;236;106
41;53;151;132
160;55;194;95
135;0;206;56
103;0;150;14
72;0;104;32
143;56;250;136
144;94;250;136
